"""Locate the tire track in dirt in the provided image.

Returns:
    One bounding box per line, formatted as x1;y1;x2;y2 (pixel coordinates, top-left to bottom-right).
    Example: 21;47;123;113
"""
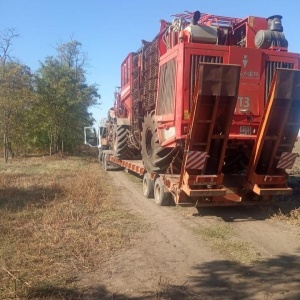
82;165;300;299
93;170;224;298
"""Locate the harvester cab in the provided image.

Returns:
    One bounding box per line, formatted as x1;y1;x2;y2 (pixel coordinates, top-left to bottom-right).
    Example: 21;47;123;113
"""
84;127;98;148
84;118;108;150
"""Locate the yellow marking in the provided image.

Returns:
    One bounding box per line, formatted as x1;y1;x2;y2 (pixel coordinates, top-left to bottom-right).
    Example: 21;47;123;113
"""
184;110;190;120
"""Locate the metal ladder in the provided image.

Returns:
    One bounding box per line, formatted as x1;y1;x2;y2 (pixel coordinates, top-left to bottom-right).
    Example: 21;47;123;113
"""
178;63;241;200
245;68;300;196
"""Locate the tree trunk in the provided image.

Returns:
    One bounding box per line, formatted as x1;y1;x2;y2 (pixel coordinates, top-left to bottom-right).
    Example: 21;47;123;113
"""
61;137;64;157
4;133;8;163
3;111;8;162
49;132;52;156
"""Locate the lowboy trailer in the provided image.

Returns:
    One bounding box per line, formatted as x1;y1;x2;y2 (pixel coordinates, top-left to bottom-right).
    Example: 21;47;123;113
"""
85;11;300;207
97;64;300;207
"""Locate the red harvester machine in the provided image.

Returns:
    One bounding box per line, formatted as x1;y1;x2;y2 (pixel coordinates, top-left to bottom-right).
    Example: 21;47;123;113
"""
86;11;300;207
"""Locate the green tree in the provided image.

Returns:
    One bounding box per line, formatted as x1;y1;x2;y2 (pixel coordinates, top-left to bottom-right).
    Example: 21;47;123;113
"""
0;29;34;161
35;39;100;155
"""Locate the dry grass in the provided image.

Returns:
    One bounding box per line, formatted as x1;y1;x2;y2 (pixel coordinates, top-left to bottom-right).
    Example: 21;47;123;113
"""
155;276;198;300
271;206;300;226
270;174;300;226
268;139;300;225
193;224;261;264
0;156;141;299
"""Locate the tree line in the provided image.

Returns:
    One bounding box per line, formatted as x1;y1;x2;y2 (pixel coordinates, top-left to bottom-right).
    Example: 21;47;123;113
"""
0;29;100;161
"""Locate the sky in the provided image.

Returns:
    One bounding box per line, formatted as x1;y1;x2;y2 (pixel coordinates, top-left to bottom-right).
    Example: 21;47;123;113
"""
1;0;299;127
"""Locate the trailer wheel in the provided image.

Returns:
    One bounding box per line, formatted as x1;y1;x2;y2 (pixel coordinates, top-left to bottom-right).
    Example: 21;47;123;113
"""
99;145;109;164
101;151;106;166
103;152;114;171
154;177;172;206
98;150;102;164
103;153;109;171
141;112;177;173
113;124;132;159
142;173;154;198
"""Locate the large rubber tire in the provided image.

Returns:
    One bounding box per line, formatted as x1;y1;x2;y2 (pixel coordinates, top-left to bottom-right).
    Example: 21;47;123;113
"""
113;124;132;159
142;173;154;198
141;112;178;173
154;177;173;206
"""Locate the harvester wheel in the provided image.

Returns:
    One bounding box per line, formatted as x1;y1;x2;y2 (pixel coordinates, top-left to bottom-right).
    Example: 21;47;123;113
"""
113;124;128;158
154;177;173;206
142;173;154;198
113;124;132;159
141;112;177;173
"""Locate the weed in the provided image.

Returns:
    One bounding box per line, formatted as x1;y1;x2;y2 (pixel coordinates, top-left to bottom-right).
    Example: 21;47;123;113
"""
0;156;141;299
194;224;260;264
272;207;300;226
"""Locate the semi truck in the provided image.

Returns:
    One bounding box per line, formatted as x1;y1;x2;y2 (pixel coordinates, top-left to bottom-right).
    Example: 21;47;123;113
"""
85;11;300;207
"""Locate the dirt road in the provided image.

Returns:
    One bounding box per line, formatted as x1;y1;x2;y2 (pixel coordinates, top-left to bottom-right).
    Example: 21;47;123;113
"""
81;155;300;300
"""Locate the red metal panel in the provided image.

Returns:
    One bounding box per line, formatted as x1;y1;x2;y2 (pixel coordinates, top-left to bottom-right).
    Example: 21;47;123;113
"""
156;44;180;123
246;17;267;48
264;175;288;184
229;47;262;117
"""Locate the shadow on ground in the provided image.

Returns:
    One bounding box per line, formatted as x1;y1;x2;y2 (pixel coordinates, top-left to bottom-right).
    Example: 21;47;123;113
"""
194;205;273;222
0;184;62;211
23;251;300;300
188;251;300;300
